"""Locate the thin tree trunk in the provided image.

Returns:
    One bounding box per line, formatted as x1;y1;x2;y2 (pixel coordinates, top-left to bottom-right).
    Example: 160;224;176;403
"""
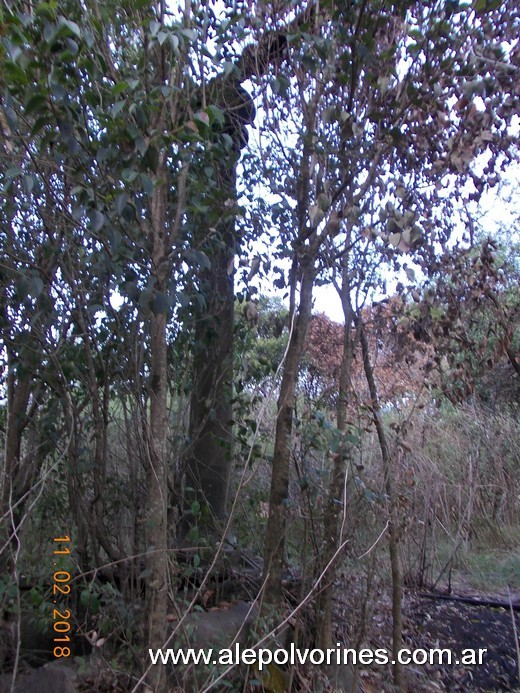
316;270;356;649
66;401;91;574
144;164;169;691
359;320;404;692
0;365;31;574
263;261;315;607
72;304;120;566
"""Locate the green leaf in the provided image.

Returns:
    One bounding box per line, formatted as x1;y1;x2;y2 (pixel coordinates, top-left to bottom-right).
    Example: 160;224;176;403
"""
89;210;105;233
129;103;147;128
111;81;128;96
80;589;91;607
189;249;210;270
30;277;44;296
50;81;66;100
122;281;139;301
126;122;140;139
114;192;128;215
107;228;121;251
193;110;210;131
272;75;290;96
389;232;401;247
23;175;35;194
5;62;28;85
121;203;135;222
16;276;30;298
35;2;58;20
180;28;196;41
169;34;179;52
43;22;59;44
63;37;79;56
111;100;126;118
25;92;48;115
177;291;189;308
83;28;94;48
206;104;225;127
139;288;154;311
30;115;50;136
143;145;159;173
59;17;81;38
329;438;340;453
407;43;421;56
135;135;147;155
122;168;138;183
309;205;325;227
140;173;154;196
317;193;330;211
5;166;23;179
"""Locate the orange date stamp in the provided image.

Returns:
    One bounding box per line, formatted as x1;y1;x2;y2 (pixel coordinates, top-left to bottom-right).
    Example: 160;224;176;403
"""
52;535;72;658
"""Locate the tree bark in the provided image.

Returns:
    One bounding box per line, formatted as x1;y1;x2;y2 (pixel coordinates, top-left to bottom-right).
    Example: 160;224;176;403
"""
316;268;356;649
183;165;236;542
181;23;293;544
359;319;405;692
144;161;169;691
0;364;32;574
263;260;316;607
181;85;252;543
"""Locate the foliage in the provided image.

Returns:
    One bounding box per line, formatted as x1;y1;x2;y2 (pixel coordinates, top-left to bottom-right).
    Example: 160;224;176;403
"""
405;234;520;402
235;295;289;389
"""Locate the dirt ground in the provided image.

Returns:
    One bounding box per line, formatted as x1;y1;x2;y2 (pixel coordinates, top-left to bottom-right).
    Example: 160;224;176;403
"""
408;595;519;691
353;589;520;692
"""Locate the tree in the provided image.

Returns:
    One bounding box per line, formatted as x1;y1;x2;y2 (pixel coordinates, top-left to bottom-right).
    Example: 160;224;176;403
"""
0;3;190;686
181;79;256;543
249;0;519;675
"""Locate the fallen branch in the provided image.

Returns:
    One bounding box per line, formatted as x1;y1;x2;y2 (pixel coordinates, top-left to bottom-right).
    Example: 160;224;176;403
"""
418;592;520;612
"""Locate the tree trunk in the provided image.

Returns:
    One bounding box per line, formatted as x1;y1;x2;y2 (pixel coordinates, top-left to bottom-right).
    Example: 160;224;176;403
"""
359;320;405;692
71;303;120;568
144;164;169;691
0;365;32;574
182;161;237;545
181;31;288;544
263;261;315;607
316;270;356;649
182;80;256;544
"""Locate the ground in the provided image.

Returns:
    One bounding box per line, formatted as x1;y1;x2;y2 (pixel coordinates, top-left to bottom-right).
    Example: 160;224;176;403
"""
352;588;520;693
411;595;519;691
